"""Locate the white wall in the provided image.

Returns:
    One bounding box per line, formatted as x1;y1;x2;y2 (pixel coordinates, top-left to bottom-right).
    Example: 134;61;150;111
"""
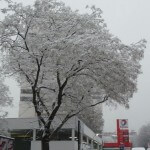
83;123;102;144
49;141;78;150
31;141;41;150
19;101;35;118
31;141;78;150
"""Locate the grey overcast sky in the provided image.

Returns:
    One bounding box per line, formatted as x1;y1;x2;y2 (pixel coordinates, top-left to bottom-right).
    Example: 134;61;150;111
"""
2;0;150;132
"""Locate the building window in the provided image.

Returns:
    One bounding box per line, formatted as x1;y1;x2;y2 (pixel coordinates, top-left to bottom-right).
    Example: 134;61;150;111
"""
21;89;32;94
20;97;32;101
36;129;72;141
83;135;87;142
93;141;98;149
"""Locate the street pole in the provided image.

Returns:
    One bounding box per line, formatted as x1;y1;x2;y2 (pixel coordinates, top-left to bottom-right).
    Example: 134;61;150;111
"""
78;120;81;150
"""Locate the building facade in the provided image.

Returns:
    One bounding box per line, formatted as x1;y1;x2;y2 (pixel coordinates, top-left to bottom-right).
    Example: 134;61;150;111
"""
1;116;102;150
1;79;103;150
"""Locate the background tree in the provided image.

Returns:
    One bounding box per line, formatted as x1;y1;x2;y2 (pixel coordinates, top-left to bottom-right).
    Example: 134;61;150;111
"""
0;72;12;117
0;69;12;135
0;118;10;136
137;123;150;148
0;0;146;149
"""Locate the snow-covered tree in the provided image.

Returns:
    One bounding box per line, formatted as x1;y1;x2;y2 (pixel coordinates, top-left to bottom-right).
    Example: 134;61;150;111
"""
137;123;150;148
0;119;10;136
0;73;12;117
0;0;146;149
78;105;104;133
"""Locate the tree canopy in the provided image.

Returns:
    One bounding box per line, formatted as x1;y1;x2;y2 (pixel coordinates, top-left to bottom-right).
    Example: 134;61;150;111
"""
0;0;146;147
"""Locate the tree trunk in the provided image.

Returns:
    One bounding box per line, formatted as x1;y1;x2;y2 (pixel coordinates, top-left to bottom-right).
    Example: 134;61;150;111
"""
42;139;49;150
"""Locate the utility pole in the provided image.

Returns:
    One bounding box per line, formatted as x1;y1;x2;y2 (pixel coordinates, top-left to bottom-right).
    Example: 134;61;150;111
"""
78;120;81;150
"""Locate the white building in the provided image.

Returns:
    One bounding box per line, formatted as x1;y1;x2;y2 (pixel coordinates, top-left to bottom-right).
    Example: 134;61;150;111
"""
1;116;102;150
2;79;103;150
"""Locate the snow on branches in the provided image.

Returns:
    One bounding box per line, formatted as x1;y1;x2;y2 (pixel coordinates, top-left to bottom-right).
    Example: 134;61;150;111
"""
0;0;146;141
